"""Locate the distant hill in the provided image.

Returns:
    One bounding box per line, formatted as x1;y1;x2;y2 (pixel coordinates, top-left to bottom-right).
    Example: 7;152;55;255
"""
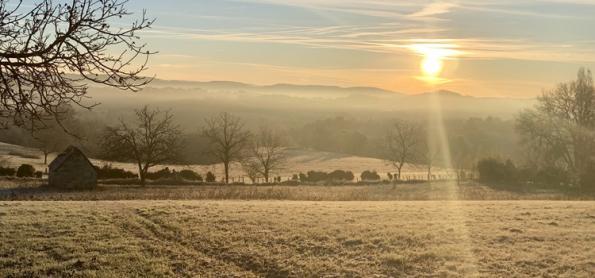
139;79;400;98
85;78;535;128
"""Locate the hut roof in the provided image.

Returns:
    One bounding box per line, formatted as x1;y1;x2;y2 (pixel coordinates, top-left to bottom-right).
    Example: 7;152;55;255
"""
49;146;95;172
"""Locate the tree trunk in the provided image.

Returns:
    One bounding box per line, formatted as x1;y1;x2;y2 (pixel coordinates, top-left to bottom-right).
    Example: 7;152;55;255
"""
43;152;49;174
427;163;432;182
137;163;145;186
224;162;229;184
264;169;269;183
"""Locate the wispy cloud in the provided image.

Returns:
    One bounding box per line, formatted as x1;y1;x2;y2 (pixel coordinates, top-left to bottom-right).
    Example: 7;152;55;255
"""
138;0;595;96
408;2;458;18
147;23;595;63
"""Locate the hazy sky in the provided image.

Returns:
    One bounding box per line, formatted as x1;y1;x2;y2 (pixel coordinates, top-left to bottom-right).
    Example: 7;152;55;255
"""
86;1;595;96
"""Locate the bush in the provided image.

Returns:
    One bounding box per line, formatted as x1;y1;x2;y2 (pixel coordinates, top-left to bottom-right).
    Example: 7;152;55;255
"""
328;170;354;181
146;167;173;180
16;164;36;178
361;170;380;181
205;171;216;183
179;169;203;181
35;171;43;178
0;166;16;177
298;173;307;182
534;166;570;187
95;164;137;179
477;158;517;184
306;171;328;182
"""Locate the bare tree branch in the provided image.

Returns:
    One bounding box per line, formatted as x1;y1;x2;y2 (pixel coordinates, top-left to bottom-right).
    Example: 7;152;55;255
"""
0;0;155;131
385;120;423;181
242;126;286;183
101;105;181;185
202;112;251;184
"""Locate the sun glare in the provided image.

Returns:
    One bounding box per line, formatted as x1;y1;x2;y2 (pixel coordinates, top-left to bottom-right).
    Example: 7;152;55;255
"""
409;43;461;81
422;56;443;76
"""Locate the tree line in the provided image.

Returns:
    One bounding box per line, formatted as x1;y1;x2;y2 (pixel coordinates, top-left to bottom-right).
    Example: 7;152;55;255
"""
100;109;287;185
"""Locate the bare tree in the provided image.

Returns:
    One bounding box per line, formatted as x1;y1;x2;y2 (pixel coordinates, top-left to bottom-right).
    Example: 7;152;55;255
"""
102;106;181;185
385;120;423;181
450;135;479;183
0;0;154;130
202;112;251;184
243;127;286;183
517;68;595;187
240;159;260;184
419;133;441;182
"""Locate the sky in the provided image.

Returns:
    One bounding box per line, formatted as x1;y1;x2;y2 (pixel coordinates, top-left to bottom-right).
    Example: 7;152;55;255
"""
28;0;595;97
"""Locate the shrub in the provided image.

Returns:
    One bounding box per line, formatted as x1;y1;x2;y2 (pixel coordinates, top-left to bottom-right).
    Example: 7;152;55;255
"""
16;164;36;178
179;169;203;181
298;173;307;182
95;164;137;179
35;171;43;178
361;170;380;181
0;166;16;177
328;170;354;181
477;158;517;183
146;167;173;180
306;171;328;182
205;171;216;183
534;166;570;187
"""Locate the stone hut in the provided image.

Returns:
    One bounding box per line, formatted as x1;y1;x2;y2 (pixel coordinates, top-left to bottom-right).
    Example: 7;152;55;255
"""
48;146;97;189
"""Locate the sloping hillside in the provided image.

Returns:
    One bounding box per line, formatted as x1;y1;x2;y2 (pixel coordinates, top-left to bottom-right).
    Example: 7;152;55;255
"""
0;142;452;181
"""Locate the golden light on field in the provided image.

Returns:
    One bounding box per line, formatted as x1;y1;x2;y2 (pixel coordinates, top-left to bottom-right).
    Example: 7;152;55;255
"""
409;43;461;83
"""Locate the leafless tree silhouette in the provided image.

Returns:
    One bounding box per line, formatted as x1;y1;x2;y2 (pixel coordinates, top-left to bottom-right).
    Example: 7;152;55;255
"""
102;106;181;185
385;120;423;181
203;112;251;184
418;130;441;182
0;0;154;130
242;127;286;183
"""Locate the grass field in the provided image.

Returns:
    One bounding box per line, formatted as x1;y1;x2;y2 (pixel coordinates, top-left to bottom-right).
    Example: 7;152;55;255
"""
1;200;594;277
1;181;591;201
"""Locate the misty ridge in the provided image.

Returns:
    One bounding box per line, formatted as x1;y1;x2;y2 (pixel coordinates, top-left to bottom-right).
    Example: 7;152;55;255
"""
0;77;525;167
86;78;535;129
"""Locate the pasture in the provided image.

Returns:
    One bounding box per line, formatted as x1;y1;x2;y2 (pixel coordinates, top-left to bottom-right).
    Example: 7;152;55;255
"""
0;200;593;277
0;181;590;201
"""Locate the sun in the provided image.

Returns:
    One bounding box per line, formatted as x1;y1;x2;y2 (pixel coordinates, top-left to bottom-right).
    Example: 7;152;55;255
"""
408;43;461;81
421;55;443;76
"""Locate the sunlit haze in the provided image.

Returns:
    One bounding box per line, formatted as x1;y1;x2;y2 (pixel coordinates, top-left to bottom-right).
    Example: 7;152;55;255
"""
108;0;595;97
